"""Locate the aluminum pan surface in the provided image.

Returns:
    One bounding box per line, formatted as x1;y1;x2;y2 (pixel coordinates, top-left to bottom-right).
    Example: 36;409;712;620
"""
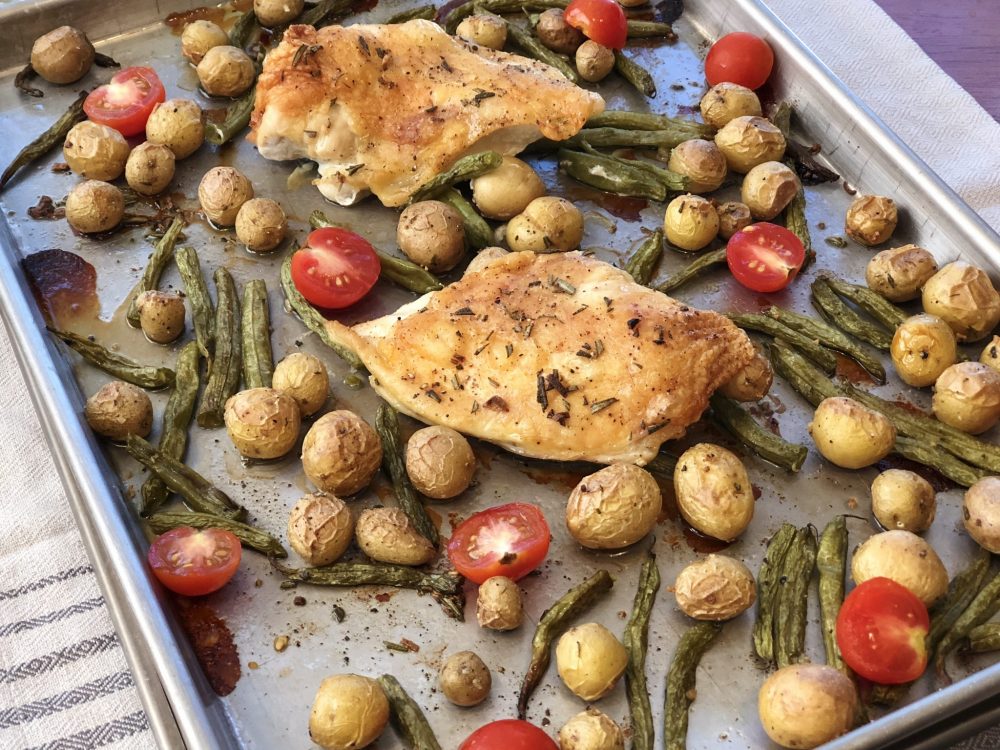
1;1;999;748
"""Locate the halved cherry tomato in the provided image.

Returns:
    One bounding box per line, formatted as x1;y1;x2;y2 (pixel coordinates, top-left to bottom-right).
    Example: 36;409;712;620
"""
564;0;627;50
290;227;381;310
836;577;930;684
84;66;166;136
726;222;805;293
705;32;774;89
446;502;550;584
459;719;559;750
147;527;242;597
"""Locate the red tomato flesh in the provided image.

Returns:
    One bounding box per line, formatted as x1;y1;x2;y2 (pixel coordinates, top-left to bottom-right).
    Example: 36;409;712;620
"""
726;222;805;293
459;719;559;750
290;227;381;310
836;577;930;684
705;32;774;89
84;66;166;136
446;502;550;585
147;527;242;597
565;0;627;50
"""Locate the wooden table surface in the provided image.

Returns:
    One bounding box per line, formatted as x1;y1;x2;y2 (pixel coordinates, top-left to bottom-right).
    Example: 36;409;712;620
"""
875;0;1000;121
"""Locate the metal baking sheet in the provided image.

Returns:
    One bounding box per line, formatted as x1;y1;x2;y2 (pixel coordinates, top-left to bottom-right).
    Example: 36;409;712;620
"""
2;1;1000;748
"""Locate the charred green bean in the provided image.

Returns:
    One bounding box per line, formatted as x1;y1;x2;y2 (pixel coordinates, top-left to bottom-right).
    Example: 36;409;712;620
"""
656;248;727;294
764;306;885;382
614;50;656;97
241;279;273;389
14;64;42;98
664;622;724;750
298;0;354;27
936;569;1000;681
408;151;503;204
126;217;185;327
175;246;215;361
48;328;175;389
811;277;893;350
624;552;660;750
776;526;817;669
147;511;287;557
817;516;848;674
753;524;797;665
377;675;442;750
1;91;87;191
624;231;664;285
197;268;242;428
709;394;808;472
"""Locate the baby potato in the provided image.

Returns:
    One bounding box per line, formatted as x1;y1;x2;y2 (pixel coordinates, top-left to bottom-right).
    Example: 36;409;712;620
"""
355;507;434;566
397;200;465;272
932;362;1000;434
405;425;475;499
199;166;254;226
852;529;948;606
667;139;728;194
871;469;936;533
674;555;756;621
717;201;752;240
287;493;354;566
700;82;762;130
272;352;329;416
146;99;205;159
845;194;898;246
224;388;301;460
31;26;94;84
536;8;585;54
963;477;1000;554
456;14;508;49
558;708;625;750
63;121;130;181
741;161;800;220
84;380;152;440
758;664;858;749
301;410;382;496
236;197;288;253
309;674;388;750
136;290;185;344
565;463;661;550
65;180;123;234
439;651;491;707
471;156;545;220
714;115;785;174
254;0;305;27
674;443;754;542
891;313;958;387
576;40;615;83
807;396;895;469
718;345;773;401
864;244;937;303
476;575;524;631
981;335;1000;373
664;194;720;252
506;196;583;253
181;19;228;64
555;623;627;701
922;261;1000;342
197;45;255;97
125;141;175;196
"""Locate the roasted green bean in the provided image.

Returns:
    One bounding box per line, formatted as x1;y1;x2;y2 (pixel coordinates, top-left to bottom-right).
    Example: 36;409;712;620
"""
664;622;724;750
624;230;665;286
126;217;185;327
811;277;893;350
817;516;848;674
783;185;815;268
408;151;503;204
1;91;87;191
438;188;494;250
506;20;580;84
229;10;257;48
375;403;439;547
820;273;907;329
140;342;200;516
614;50;656;97
776;526;817;669
14;64;43;98
387;4;437;22
588;110;712;136
656;248;727;294
625;552;660;750
197;268;242;428
768;340;840;407
147;511;287;557
175;246;215;361
968;623;1000;654
575;142;689;192
709;394;808;472
558;149;667;201
204;85;256;146
241;279;273;389
377;675;442;750
127;434;246;521
936;569;1000;681
645;452;678;480
567;127;695;150
48;328;175;389
517;570;614;718
728;312;838;374
753;524;797;664
298;0;354;27
445;1;673;39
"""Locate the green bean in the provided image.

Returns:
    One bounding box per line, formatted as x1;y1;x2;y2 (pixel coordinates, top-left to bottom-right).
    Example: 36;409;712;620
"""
408;151;503;204
656;248;727;294
446;2;673;39
645;452;678;480
126;217;185;327
14;64;43;98
175;246;215;361
753;524;797;664
624;230;664;286
387;4;436;22
241;279;273;389
709;394;808;472
811;277;893;350
625;19;677;40
587;110;712;137
438;188;494;250
204;85;255;146
728;312;838;374
48;328;175;389
298;0;354;27
764;306;886;382
770;101;840;185
1;91;87;191
517;570;614;718
229;10;257;48
820;273;908;329
664;622;724;750
936;569;1000;681
967;623;1000;654
375;404;439;547
783;184;815;268
147;511;287;557
377;675;442;750
567;127;696;150
126;435;246;521
197;268;242;428
310;211;444;294
506;21;580;84
817;516;848;674
558;149;667;201
771;102;792;140
775;526;817;669
624;552;660;750
615;50;656;97
767;340;840;407
271;559;465;620
577;142;689;192
893;436;988;488
279;253;364;368
140;342;200;516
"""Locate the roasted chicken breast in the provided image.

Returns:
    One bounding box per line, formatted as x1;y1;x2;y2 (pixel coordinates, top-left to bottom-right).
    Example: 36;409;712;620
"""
250;20;604;206
326;252;755;464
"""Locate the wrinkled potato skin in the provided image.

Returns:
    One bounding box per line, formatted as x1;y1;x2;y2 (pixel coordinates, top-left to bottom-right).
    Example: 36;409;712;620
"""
714;116;786;174
397;201;465;272
302;410;382;496
471;156;545;220
84;381;152;440
664;194;720;252
981;336;1000;373
199;166;254;226
197;45;255;97
719;346;773;401
146;99;205;159
758;664;857;749
536;8;585;54
405;425;475;499
224;388;302;459
181;20;228;64
236;198;288;253
674;444;754;542
137;290;185;344
65;180;124;234
439;651;491;707
555;623;627;701
456;14;508;49
63;121;130;181
272;352;329;416
891;314;958;387
565;464;661;549
808;396;895;469
287;493;353;566
717;201;752;240
741;161;800;220
871;469;936;533
309;674;388;750
31;26;94;84
125;141;176;196
845;195;898;246
476;575;524;631
254;0;305;27
668;139;728;194
506;197;583;253
922;261;1000;342
964;477;1000;554
865;245;937;303
558;708;625;750
932;362;1000;434
355;507;435;566
700;83;762;129
576;40;615;82
674;555;756;621
851;530;948;606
